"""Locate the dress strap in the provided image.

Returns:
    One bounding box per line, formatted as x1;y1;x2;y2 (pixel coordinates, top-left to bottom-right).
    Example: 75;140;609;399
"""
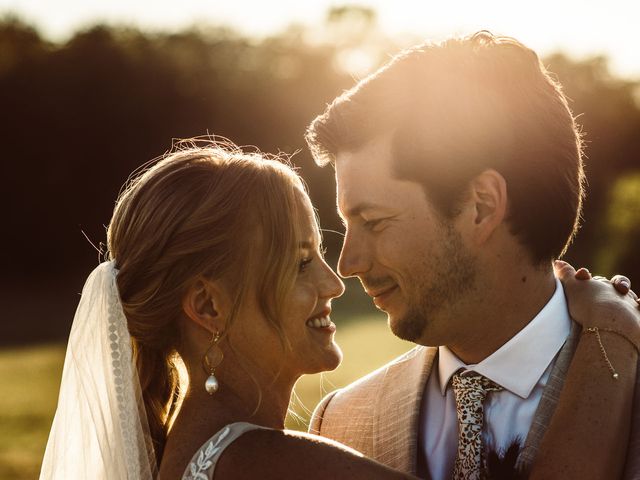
182;422;270;480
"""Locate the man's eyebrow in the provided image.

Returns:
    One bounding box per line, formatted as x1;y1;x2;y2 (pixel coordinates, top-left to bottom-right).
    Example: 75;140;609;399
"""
299;240;313;249
338;202;387;220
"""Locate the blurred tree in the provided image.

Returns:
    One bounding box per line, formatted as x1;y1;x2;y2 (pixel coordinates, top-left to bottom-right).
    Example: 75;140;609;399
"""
545;54;640;274
0;15;49;75
0;19;352;279
324;5;396;78
595;173;640;280
0;17;638;344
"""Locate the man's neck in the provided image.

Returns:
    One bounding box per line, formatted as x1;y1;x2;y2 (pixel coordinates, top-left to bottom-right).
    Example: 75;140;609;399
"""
447;262;557;365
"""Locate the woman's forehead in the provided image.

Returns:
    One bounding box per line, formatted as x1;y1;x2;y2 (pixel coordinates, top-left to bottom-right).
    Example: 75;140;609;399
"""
295;192;321;245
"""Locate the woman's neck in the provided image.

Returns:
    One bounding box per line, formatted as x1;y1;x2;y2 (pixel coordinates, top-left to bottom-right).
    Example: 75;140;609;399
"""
179;360;299;430
159;366;298;478
188;383;292;429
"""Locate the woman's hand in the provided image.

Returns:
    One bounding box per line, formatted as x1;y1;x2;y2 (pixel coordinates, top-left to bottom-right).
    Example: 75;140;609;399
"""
554;260;640;350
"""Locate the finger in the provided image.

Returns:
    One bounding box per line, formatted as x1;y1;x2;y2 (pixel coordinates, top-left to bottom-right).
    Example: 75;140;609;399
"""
574;267;592;280
554;260;577;281
611;275;631;295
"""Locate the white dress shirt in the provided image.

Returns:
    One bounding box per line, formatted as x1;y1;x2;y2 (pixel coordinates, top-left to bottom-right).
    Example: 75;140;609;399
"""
419;278;571;480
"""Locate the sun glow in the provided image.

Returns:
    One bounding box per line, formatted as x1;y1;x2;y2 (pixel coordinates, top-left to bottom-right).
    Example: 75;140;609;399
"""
0;0;638;78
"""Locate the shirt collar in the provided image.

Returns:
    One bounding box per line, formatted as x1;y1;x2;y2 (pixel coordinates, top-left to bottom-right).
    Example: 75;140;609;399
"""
438;278;571;399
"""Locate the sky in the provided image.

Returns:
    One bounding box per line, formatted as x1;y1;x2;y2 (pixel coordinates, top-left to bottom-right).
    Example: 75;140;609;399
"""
2;0;639;79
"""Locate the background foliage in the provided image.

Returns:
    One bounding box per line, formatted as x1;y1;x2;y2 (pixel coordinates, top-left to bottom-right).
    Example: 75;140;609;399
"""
1;9;639;345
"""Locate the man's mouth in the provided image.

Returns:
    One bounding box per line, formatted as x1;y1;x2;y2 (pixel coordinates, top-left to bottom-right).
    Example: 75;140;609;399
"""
364;284;398;310
366;284;398;299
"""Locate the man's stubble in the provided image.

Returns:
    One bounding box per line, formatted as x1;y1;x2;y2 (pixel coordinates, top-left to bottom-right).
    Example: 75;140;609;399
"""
391;224;478;344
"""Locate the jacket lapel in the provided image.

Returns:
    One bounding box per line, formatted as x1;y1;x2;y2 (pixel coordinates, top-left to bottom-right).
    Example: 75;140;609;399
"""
517;321;581;468
373;346;437;474
522;320;638;479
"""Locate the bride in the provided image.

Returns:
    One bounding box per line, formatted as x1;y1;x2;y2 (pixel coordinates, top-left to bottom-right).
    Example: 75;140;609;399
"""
40;140;639;479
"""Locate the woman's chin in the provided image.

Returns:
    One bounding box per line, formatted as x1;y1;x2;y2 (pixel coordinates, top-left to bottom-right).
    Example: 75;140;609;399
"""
303;345;343;374
324;346;343;371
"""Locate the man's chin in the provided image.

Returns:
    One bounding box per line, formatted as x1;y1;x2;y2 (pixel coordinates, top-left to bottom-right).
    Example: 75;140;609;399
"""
388;311;426;343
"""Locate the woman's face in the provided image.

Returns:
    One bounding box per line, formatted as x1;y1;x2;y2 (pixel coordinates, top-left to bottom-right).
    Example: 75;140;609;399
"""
230;192;345;380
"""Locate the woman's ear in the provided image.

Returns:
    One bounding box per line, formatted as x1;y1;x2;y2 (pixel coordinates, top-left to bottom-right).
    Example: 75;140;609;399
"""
467;169;508;245
182;277;229;333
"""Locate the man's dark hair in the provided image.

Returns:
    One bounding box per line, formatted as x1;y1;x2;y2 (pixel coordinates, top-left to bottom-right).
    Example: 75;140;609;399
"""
306;31;584;264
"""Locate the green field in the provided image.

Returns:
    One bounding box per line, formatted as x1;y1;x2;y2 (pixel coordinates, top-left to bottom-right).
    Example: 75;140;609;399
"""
0;316;412;479
0;345;66;479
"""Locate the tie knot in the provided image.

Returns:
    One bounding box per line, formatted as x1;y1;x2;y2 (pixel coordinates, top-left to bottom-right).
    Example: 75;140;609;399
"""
452;372;503;401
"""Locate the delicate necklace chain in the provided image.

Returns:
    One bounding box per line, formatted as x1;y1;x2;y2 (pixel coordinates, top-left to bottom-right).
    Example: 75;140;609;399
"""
585;326;639;380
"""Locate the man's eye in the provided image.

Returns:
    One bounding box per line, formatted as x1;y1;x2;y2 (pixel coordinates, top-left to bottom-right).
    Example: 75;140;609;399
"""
363;218;385;230
299;257;313;272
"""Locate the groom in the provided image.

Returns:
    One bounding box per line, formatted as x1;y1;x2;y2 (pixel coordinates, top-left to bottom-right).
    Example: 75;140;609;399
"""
305;32;640;479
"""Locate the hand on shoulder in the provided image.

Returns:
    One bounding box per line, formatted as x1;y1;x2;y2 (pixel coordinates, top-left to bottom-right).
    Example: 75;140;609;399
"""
555;260;640;351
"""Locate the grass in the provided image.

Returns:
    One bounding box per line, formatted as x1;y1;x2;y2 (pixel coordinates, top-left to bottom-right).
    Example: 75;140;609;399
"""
0;344;66;480
0;316;413;478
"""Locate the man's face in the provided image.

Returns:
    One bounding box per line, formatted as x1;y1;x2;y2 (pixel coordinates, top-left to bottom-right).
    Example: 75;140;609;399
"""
335;134;477;345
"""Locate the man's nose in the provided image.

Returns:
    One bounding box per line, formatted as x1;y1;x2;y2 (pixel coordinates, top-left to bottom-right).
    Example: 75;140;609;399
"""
338;231;368;278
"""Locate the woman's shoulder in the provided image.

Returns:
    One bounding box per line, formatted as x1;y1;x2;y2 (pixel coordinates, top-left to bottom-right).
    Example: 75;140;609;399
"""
183;424;413;480
180;424;332;479
213;427;413;480
181;422;269;480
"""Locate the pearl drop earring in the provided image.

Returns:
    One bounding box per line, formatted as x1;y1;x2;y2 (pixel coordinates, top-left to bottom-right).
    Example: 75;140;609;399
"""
202;331;224;395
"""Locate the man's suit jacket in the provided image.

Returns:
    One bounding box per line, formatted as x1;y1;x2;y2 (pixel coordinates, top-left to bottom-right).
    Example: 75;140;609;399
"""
310;323;640;479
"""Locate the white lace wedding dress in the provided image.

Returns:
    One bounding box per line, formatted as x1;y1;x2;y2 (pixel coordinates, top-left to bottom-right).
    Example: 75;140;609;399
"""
181;422;268;479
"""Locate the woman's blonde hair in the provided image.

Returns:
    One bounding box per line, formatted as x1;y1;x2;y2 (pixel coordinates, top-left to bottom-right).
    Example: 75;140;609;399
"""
106;139;307;463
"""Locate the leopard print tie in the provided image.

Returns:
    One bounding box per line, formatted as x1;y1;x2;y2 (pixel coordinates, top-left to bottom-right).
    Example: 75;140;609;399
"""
451;372;503;480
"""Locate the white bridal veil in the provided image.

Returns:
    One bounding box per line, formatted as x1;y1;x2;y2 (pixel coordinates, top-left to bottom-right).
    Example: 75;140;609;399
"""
40;262;157;479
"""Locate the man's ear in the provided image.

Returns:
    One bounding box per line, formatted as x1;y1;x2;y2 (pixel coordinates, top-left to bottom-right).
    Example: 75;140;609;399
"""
182;277;229;334
465;169;508;245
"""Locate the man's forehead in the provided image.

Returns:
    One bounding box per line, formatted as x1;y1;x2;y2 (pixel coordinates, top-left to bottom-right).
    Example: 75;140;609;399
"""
335;166;402;221
336;159;377;216
334;141;430;220
336;139;390;179
334;136;396;213
334;134;394;176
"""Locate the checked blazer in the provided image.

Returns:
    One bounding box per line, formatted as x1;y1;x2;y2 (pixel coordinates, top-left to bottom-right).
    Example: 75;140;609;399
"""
310;321;640;479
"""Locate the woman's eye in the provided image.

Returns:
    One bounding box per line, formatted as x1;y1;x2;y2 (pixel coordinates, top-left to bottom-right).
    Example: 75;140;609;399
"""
299;257;313;273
